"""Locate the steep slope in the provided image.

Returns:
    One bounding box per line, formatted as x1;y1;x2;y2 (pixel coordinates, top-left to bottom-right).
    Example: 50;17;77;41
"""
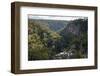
57;19;88;59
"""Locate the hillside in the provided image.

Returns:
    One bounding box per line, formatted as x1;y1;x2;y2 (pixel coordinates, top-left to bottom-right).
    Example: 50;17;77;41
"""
29;19;68;32
57;19;88;59
28;18;88;60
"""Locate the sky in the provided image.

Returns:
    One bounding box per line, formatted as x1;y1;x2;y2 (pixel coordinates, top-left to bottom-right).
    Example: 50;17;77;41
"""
28;14;87;21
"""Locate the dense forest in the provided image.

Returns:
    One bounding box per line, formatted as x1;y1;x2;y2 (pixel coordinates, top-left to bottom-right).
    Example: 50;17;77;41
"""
28;18;88;60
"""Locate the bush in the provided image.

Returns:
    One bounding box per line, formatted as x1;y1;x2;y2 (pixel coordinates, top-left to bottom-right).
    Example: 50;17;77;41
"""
28;47;50;60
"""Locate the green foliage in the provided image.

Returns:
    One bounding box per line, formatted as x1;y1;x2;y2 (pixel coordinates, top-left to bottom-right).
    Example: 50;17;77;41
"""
59;19;88;58
28;19;62;60
28;18;88;60
28;47;50;60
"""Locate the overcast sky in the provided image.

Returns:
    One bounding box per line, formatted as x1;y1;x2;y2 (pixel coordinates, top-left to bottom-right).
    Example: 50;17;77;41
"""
28;14;87;21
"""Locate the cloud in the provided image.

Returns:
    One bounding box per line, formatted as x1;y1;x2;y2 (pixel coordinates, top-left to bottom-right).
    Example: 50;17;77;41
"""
28;14;87;21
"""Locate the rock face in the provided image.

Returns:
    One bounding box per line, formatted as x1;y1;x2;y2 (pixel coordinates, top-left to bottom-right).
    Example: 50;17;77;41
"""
54;51;73;59
54;19;88;59
60;19;88;36
53;45;78;59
